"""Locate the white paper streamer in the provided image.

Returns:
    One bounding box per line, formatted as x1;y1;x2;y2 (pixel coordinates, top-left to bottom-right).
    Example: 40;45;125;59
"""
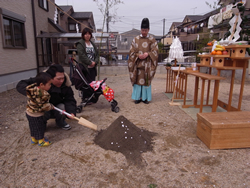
168;36;184;62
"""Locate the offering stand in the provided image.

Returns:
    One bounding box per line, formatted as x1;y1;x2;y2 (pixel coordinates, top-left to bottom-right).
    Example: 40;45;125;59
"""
197;44;250;111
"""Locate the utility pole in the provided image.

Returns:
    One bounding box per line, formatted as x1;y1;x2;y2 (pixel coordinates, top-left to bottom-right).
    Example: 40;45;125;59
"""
163;18;165;54
106;0;110;65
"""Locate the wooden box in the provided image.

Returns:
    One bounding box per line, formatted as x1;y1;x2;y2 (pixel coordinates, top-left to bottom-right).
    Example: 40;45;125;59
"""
212;57;224;67
197;111;250;149
231;47;246;58
200;57;210;65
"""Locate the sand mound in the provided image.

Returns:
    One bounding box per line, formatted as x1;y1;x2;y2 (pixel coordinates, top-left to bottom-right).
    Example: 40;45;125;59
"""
94;115;157;166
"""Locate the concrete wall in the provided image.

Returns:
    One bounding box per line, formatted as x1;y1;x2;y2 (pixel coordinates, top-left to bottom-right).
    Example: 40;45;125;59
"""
0;1;37;92
0;69;36;93
97;65;168;76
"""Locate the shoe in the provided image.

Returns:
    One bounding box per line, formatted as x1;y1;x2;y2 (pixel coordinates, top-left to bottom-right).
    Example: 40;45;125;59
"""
142;100;149;104
86;102;94;105
61;123;71;130
31;137;38;145
134;99;142;104
38;138;52;147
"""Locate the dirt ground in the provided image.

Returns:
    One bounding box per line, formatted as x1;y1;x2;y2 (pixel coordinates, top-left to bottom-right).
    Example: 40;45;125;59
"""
0;70;250;187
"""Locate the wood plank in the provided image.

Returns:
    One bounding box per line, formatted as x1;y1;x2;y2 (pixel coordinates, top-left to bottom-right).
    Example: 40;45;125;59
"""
182;104;195;108
200;79;205;113
187;72;225;80
226;44;250;48
183;73;188;106
194;76;199;106
228;70;235;111
238;61;247;110
198;54;230;58
197;111;250;129
197;64;242;70
217;99;238;111
212;80;220;112
206;68;212;105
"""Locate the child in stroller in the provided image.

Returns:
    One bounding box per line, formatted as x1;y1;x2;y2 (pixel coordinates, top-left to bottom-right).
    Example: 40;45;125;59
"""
69;58;119;113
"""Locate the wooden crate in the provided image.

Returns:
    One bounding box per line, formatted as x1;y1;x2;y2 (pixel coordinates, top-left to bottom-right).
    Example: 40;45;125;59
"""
197;111;250;149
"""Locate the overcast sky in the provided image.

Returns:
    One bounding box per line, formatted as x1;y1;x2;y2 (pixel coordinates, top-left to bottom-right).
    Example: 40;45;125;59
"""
55;0;218;35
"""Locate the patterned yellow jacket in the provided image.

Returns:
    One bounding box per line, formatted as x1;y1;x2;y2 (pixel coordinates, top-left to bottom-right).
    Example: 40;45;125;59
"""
26;83;54;116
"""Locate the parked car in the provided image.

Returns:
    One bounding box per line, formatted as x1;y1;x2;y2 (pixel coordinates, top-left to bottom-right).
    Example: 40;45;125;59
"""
100;56;107;65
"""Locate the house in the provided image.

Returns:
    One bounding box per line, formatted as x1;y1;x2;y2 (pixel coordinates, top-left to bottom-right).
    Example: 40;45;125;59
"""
0;1;110;93
116;28;157;60
168;0;250;55
40;4;96;65
0;1;37;93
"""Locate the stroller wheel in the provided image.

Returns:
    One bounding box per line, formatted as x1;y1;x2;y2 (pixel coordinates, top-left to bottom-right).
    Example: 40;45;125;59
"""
76;105;82;113
112;106;120;113
111;99;119;112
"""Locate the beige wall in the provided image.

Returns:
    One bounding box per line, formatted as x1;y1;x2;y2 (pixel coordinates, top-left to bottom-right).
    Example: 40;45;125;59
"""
33;0;55;34
0;1;36;75
162;37;172;45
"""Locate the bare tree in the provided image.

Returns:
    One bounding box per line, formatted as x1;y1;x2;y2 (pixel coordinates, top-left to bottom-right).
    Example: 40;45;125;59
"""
205;0;221;9
93;0;123;79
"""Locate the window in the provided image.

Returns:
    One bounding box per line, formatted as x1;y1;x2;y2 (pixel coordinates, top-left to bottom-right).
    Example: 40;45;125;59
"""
69;24;76;31
39;0;48;11
0;8;26;48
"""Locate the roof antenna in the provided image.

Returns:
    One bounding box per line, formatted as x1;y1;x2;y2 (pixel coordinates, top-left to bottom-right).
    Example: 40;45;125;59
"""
191;7;197;14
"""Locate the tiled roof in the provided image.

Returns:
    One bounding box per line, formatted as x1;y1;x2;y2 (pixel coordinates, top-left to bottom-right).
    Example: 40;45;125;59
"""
71;12;92;19
172;22;183;27
177;8;221;28
120;28;155;36
58;5;73;12
184;15;204;22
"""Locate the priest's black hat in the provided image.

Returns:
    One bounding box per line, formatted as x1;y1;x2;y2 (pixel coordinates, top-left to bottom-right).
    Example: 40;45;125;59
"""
141;18;150;29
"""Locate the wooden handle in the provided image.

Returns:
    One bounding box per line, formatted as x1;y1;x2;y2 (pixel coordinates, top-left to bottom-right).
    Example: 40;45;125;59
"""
54;107;97;131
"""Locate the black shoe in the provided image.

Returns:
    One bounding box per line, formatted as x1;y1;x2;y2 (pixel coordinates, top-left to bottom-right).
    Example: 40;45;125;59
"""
61;124;71;130
134;99;142;104
142;100;149;104
60;121;71;130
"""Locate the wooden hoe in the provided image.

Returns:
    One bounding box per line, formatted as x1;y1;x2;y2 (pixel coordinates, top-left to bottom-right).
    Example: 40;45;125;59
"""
54;107;97;131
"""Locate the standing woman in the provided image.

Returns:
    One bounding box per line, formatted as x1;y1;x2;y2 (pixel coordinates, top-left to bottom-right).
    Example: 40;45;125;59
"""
76;27;99;82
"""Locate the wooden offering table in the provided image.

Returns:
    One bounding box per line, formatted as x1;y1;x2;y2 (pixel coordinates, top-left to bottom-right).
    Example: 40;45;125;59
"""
197;45;250;111
165;44;250;112
182;71;225;113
